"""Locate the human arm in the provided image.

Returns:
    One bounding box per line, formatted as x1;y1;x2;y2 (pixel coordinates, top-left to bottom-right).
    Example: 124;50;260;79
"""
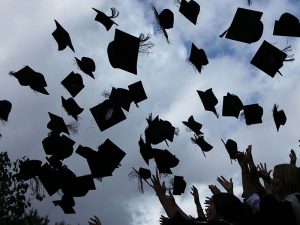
190;185;206;220
289;149;297;166
89;216;101;225
217;176;234;194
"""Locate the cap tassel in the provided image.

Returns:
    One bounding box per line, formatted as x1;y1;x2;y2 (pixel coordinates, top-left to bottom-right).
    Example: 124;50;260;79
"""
219;29;228;38
139;33;154;55
67;121;79;135
109;7;119;26
152;4;170;44
129;167;152;193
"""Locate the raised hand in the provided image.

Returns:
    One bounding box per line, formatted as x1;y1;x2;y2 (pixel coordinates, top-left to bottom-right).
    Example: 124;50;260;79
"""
217;176;233;194
257;162;272;178
150;169;166;196
88;216;101;225
190;185;200;204
208;185;221;195
289;149;297;166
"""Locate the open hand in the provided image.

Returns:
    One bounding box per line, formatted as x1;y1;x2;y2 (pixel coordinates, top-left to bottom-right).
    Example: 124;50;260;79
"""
190;185;200;204
217;176;233;194
89;216;101;225
208;185;221;195
257;162;272;178
150;169;166;196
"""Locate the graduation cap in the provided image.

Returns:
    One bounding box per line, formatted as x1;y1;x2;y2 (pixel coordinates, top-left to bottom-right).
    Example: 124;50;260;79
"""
92;7;119;31
75;57;96;79
138;136;154;165
9;66;49;95
38;163;62;196
144;115;176;145
52;20;75;52
191;134;213;156
273;104;286;131
172;176;186;195
0;100;12;122
182;115;203;135
47;112;69;135
15;159;42;181
250;40;287;77
221;139;238;162
153;149;179;174
67;175;96;197
61;72;85;98
242;103;263;125
90;99;126;132
222;93;243;118
107;29;140;75
61;97;84;121
273;13;300;37
129;167;152;193
109;87;132;112
53;194;75;214
178;0;200;25
152;5;174;43
128;81;147;107
197;88;219;118
220;8;263;44
189;43;209;73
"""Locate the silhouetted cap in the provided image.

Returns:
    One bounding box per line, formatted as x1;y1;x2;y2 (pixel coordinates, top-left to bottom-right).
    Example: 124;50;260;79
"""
15;159;42;181
153;149;179;174
47;112;69;135
179;0;200;25
61;97;84;121
38;163;61;196
173;176;186;195
145;115;176;145
197;88;219;118
250;40;287;77
128;81;147;106
90;99;126;132
243;104;263;125
9;66;49;95
222;93;243;118
93;7;119;31
0;100;12;121
42;132;75;160
66;175;96;197
274;13;300;37
182;115;203;135
221;139;238;160
52;20;75;52
139;136;154;165
153;5;174;43
61;72;85;98
220;8;263;44
189;43;209;73
53;194;75;214
75;57;96;79
138;167;152;180
109;87;132;112
107;29;140;75
273;104;286;131
192;135;213;154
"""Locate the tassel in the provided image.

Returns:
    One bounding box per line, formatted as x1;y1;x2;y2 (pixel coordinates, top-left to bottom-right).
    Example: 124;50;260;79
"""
67;121;79;135
109;8;119;18
139;33;154;54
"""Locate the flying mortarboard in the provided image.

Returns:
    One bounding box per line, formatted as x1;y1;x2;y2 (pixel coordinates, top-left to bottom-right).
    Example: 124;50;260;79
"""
220;8;263;44
0;100;12;122
273;104;286;131
61;96;84;121
66;175;96;197
153;149;179;174
92;7;119;31
173;175;186;195
189;43;209;73
152;5;174;43
38;163;62;196
197;88;219;118
53;194;75;214
182;115;203;135
273;13;300;37
221;139;238;162
250;40;287;77
128;81;147;107
52;20;75;52
222;93;243;118
242;103;263;125
47;112;70;135
109;87;133;112
191;134;213;156
178;0;200;25
9;66;49;95
61;72;85;98
138;136;154;165
107;29;140;75
75;57;96;79
15;159;42;181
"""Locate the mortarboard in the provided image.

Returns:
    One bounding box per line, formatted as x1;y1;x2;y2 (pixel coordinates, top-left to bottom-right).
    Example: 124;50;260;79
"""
92;7;119;31
220;8;263;44
52;20;75;52
138;167;152;180
273;104;286;131
128;81;147;107
152;5;174;43
138;136;154;165
191;134;213;156
189;43;209;73
15;159;42;181
173;175;186;195
0;100;12;122
107;29;140;75
242;103;263;125
179;0;200;25
182;115;203;135
61;96;84;121
9;66;49;95
222;93;243;118
250;40;287;77
153;149;179;174
61;72;85;98
47;112;70;135
273;13;300;37
53;194;76;214
145;115;176;145
38;163;62;196
90;99;126;132
66;175;96;197
109;87;133;112
129;167;152;193
75;57;96;79
221;139;238;162
197;88;219;118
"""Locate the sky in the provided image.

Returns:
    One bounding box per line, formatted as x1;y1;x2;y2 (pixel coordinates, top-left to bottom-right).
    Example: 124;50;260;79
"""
1;0;300;224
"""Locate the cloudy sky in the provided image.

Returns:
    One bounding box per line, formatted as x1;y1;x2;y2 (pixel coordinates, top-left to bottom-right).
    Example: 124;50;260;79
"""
1;0;300;224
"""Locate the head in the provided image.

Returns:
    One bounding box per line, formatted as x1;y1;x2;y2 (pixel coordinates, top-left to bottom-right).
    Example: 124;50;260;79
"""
271;163;299;200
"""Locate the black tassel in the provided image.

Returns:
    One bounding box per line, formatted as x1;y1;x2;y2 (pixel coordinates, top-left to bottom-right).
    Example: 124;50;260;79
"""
110;8;119;18
139;33;154;54
67;121;79;135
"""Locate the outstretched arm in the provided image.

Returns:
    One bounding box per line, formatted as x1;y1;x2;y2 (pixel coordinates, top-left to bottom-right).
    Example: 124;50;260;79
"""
190;185;206;220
